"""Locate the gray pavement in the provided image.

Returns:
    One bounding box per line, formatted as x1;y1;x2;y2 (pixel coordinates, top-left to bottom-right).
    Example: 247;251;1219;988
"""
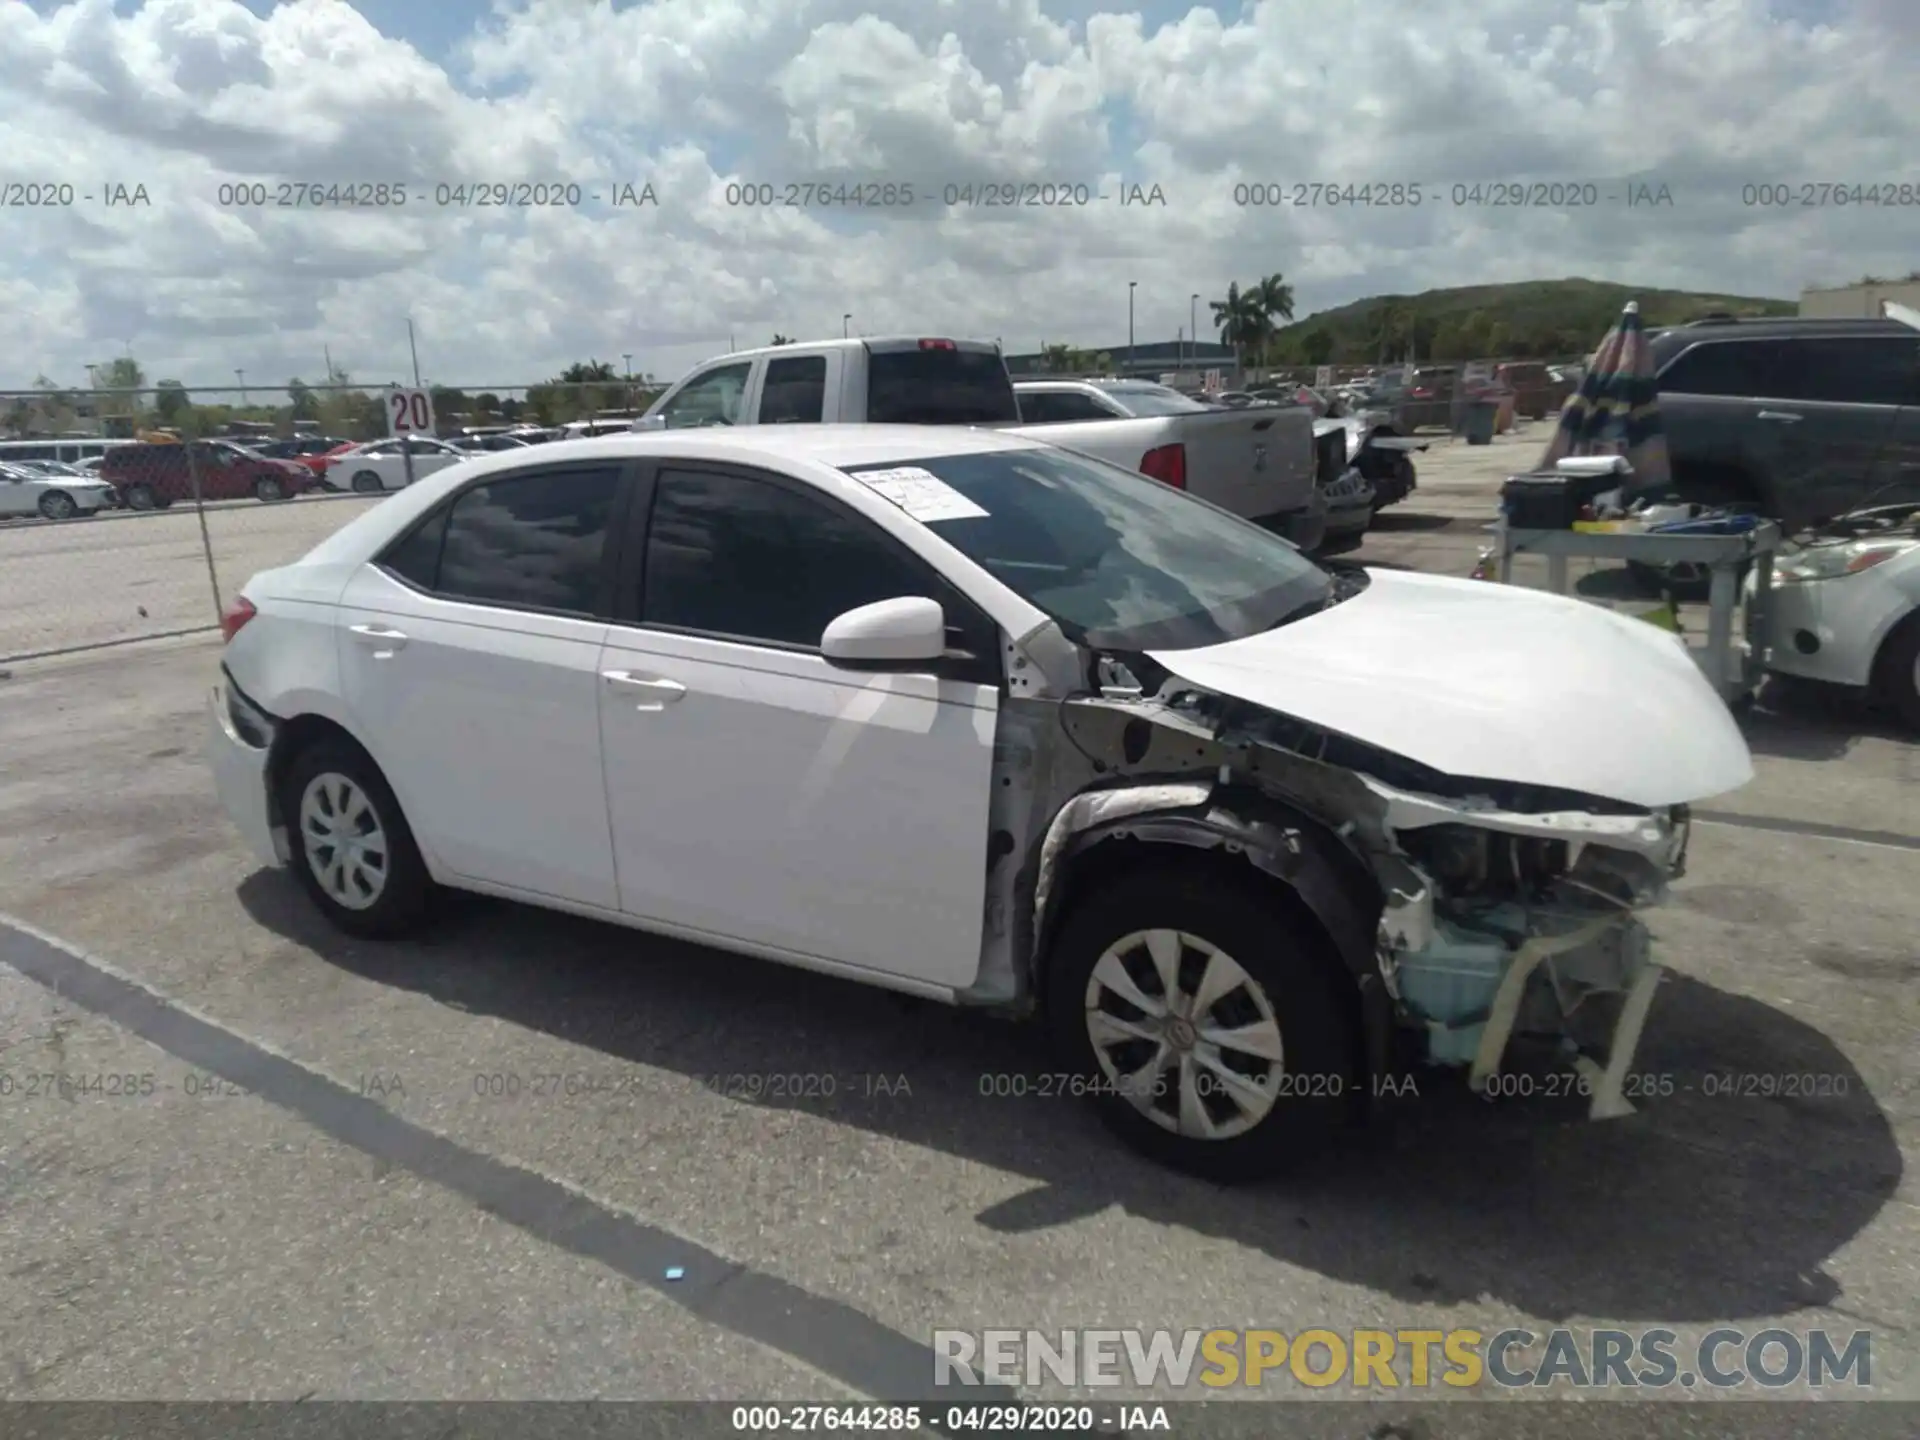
1;422;1916;1426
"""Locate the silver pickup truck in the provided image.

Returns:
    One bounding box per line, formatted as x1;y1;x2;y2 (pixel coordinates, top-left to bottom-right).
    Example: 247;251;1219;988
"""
635;338;1329;549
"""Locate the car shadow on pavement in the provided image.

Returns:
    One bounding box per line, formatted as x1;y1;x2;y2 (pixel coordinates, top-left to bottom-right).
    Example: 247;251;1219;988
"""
1365;512;1458;534
238;872;1902;1325
1739;677;1909;761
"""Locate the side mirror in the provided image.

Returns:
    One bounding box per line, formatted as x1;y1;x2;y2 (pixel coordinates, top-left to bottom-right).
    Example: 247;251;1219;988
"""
820;597;947;670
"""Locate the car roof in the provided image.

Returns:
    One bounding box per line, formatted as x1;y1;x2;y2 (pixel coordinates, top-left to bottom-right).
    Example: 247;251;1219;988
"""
1651;315;1915;349
529;424;1047;469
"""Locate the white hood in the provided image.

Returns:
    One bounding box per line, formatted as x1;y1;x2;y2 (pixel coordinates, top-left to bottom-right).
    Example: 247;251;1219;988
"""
1147;568;1754;809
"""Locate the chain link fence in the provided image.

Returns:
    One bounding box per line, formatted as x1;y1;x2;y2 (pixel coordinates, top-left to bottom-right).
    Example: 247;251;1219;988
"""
0;382;657;663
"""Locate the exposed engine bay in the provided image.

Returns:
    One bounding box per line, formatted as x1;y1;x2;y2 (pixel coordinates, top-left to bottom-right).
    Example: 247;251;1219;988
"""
974;588;1695;1120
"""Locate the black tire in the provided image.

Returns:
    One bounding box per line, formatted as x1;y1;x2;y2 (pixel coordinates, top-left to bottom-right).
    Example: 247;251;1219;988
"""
124;483;157;511
1871;612;1920;733
1043;864;1359;1182
279;737;435;939
350;471;384;494
254;475;286;502
37;490;77;520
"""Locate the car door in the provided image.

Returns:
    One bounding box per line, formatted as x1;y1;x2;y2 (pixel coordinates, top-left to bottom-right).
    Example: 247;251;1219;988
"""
648;360;759;429
596;461;1002;989
0;469;35;516
334;461;633;909
1749;336;1910;522
752;353;839;423
405;437;464;480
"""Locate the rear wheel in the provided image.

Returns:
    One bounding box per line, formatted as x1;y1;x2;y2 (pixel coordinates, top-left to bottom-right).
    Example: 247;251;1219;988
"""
280;739;435;938
123;483;157;511
1043;865;1359;1181
350;471;384;494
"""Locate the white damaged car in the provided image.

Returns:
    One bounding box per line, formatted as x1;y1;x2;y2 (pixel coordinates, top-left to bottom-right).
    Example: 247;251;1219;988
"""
206;425;1752;1179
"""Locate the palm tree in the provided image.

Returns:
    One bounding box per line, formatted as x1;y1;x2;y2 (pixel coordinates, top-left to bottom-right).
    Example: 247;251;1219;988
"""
1209;283;1266;372
1248;273;1295;366
1366;304;1411;365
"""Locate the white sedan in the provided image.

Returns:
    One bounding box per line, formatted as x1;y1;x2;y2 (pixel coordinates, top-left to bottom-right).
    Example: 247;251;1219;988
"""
0;461;118;519
207;425;1750;1179
1762;503;1920;730
324;436;466;493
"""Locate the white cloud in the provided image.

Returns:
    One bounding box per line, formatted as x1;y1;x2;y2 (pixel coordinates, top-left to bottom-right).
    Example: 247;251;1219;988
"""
0;0;1914;393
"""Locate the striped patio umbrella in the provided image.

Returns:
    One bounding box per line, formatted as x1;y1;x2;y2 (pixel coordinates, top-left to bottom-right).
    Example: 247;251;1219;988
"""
1535;300;1670;494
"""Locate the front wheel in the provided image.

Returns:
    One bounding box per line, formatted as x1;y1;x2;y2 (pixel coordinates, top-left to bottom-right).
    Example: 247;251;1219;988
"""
254;475;286;502
1872;612;1920;733
1043;867;1359;1181
37;490;77;520
350;471;385;494
280;739;435;938
123;483;157;511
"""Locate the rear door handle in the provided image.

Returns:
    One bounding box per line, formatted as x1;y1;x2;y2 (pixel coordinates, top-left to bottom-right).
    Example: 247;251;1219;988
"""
348;623;408;656
1756;410;1802;423
602;669;687;709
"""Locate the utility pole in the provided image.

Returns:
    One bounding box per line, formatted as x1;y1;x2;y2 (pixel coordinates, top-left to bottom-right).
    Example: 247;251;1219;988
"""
406;318;422;386
1128;281;1137;375
843;314;851;338
235;368;246;407
1190;294;1199;375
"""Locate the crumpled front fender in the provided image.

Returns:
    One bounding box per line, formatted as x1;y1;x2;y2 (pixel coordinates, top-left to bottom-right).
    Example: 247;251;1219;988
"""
1032;780;1396;1089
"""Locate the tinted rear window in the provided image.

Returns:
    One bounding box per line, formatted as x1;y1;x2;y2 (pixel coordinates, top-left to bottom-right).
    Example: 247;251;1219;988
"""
866;346;1018;424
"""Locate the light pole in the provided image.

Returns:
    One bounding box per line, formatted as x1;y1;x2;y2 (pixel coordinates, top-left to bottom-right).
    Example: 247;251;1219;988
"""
843;313;851;338
1127;281;1137;376
406;318;422;387
1190;293;1199;375
623;353;633;410
234;368;246;409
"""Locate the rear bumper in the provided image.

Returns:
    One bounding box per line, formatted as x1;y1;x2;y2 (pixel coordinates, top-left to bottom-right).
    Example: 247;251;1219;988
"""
206;682;288;870
1264;487;1330;551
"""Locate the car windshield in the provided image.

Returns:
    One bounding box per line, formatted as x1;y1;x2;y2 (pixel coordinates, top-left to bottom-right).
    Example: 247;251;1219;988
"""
841;446;1331;651
1100;385;1211;417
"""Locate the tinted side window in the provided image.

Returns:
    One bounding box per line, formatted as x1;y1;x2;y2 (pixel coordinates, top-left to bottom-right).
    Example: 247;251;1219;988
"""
758;356;828;422
1778;338;1918;406
866;347;1019;423
643;469;954;650
1658;339;1791;397
380;506;451;590
433;467;621;615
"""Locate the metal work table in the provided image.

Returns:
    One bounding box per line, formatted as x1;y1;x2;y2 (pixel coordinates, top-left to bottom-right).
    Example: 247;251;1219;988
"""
1491;518;1783;704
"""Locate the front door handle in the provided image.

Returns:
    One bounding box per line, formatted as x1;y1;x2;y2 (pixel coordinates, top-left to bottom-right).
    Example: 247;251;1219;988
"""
602;670;687;709
1756;410;1802;423
349;623;408;657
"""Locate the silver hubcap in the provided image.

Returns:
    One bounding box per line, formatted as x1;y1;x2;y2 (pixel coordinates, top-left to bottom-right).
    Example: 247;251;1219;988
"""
45;494;74;518
298;772;389;910
1084;929;1285;1141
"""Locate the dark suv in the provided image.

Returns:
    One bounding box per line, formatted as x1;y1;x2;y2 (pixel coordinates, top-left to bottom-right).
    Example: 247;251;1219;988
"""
99;439;316;510
1649;316;1920;528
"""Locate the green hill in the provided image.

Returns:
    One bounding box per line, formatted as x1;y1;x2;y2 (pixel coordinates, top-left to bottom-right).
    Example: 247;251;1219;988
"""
1267;277;1795;365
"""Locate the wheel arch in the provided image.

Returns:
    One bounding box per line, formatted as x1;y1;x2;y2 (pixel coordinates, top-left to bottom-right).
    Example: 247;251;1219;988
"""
1868;605;1920;711
1032;787;1395;1093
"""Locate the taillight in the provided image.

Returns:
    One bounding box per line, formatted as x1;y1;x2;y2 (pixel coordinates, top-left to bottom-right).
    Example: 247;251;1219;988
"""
918;338;957;350
220;594;256;644
1140;444;1186;489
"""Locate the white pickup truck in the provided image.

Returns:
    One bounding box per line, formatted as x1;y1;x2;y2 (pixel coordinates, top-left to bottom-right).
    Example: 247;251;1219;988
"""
634;338;1329;549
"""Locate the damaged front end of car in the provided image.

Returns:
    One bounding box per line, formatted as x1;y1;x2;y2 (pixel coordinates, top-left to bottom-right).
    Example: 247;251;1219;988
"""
967;620;1690;1122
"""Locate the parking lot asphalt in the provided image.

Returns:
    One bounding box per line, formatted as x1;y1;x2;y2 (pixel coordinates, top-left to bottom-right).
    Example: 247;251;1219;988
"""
1;423;1917;1423
0;491;380;661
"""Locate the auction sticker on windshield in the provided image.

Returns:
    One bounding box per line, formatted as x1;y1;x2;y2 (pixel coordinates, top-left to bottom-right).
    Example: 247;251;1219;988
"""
852;467;989;522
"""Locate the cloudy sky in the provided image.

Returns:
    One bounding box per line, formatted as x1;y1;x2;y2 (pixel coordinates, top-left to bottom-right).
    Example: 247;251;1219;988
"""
1;0;1915;395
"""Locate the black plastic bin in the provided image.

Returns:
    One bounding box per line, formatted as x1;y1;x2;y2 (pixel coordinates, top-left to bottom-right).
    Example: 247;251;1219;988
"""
1500;470;1619;529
